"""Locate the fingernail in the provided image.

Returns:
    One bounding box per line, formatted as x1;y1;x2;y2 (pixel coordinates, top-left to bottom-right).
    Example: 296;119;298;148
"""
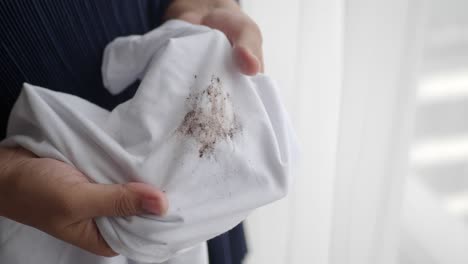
142;199;161;215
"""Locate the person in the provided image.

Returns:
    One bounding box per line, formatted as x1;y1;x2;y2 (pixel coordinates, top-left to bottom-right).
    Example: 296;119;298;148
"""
0;0;263;263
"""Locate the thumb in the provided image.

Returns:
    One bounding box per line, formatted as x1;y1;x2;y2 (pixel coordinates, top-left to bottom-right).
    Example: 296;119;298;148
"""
75;182;168;219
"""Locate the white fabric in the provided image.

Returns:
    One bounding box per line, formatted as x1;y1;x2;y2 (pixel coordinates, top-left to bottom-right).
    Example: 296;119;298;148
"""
0;20;298;263
0;216;207;264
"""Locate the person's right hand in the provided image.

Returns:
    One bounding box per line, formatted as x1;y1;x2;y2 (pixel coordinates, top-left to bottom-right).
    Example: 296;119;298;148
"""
165;0;264;76
0;147;168;257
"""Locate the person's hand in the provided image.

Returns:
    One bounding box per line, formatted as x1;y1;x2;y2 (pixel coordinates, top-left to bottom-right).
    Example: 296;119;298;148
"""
0;147;168;257
165;0;263;75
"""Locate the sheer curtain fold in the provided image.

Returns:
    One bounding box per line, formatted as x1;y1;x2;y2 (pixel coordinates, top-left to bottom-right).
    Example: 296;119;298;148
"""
330;1;424;264
242;1;423;263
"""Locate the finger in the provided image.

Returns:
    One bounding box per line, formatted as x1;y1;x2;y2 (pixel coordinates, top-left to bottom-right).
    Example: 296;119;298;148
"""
234;44;262;76
202;9;264;75
74;182;168;219
231;17;263;75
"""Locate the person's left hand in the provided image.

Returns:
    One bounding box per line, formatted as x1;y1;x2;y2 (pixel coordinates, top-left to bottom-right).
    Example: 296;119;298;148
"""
165;0;263;76
0;147;168;257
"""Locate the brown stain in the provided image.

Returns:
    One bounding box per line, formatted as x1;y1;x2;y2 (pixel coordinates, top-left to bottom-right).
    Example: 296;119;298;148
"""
178;75;241;158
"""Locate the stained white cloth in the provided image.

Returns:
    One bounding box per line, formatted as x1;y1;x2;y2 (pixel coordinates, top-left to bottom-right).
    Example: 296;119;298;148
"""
0;20;298;263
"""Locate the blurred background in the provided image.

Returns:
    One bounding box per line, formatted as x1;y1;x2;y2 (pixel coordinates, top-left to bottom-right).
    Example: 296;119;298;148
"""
240;0;468;263
401;0;468;263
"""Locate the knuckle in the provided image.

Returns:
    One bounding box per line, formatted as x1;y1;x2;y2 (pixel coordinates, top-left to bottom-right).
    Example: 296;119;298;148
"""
113;185;137;216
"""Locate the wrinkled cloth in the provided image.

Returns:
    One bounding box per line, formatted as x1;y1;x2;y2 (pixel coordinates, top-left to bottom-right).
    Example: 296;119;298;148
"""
1;20;298;263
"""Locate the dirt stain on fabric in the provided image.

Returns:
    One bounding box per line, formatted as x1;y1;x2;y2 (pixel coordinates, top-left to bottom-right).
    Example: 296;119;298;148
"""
178;75;241;158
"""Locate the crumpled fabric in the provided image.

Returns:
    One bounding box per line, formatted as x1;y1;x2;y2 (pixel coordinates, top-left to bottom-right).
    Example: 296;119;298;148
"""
0;20;298;263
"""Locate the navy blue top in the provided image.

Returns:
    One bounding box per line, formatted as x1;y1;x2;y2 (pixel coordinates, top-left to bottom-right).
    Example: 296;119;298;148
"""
0;0;247;263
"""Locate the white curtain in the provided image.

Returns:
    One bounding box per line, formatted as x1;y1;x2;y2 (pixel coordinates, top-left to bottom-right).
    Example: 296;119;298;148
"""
241;0;424;263
400;0;468;263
